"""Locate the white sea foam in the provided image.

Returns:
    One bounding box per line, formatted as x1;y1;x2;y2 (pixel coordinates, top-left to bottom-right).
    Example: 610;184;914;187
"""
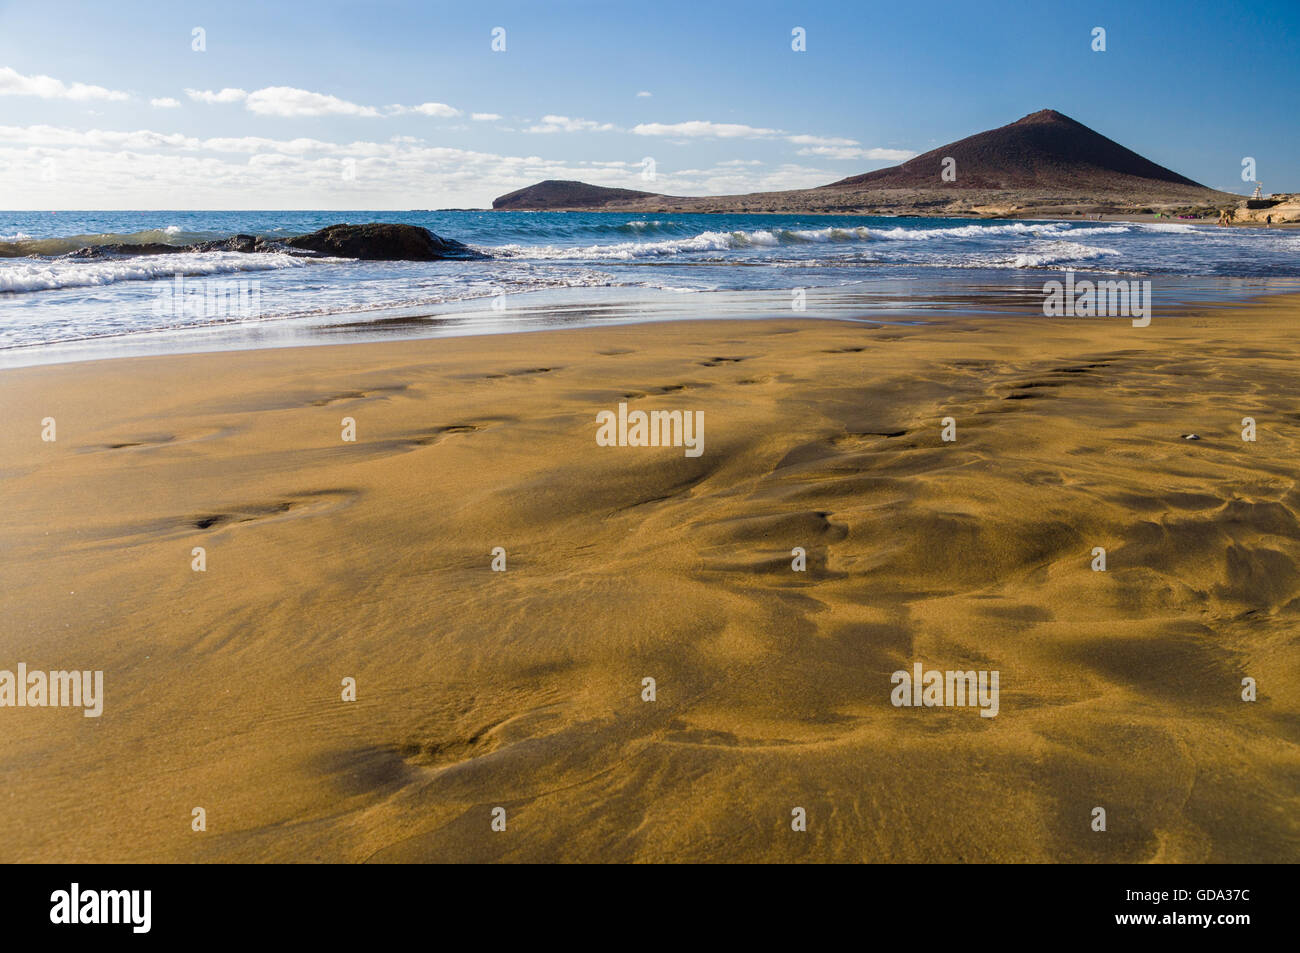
1048;225;1133;237
1004;241;1122;268
870;222;1047;241
1133;221;1200;233
0;252;309;293
486;225;883;260
484;221;1140;261
867;221;1130;241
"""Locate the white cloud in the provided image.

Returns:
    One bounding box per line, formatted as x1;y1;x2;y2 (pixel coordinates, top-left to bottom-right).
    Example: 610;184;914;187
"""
387;101;462;118
471;112;502;121
863;147;917;160
786;134;858;147
629;122;915;161
185;87;248;104
150;97;181;109
526;114;619;134
415;102;461;117
245;86;381;117
636;91;652;98
0;124;407;157
631;122;914;161
0;66;129;102
0;122;842;208
0;124;201;150
632;120;781;139
186;85;472;120
796;145;916;161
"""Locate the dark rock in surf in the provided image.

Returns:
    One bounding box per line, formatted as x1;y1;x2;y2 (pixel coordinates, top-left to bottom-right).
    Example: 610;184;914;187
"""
189;234;276;254
60;224;486;262
281;223;485;260
63;242;185;258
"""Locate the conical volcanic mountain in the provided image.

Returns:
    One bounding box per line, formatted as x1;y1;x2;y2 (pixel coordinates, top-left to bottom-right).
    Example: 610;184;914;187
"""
493;109;1235;217
824;109;1204;192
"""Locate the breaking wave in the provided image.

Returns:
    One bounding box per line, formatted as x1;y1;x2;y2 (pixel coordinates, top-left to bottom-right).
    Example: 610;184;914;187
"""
483;220;1143;261
1003;241;1123;269
0;227;224;259
0;252;310;293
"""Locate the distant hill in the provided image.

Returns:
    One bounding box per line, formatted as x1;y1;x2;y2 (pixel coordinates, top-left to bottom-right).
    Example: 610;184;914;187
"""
493;180;667;210
824;109;1205;192
490;111;1236;218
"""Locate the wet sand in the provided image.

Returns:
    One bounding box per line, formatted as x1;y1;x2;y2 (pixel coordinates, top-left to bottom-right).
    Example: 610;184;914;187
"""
1;297;1298;863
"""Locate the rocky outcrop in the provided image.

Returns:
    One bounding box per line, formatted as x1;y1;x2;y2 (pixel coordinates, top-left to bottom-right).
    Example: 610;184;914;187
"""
62;224;485;261
191;234;279;254
64;242;191;257
1231;195;1300;224
280;223;485;260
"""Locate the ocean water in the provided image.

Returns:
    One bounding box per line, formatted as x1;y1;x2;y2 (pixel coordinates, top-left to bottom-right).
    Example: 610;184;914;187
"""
2;210;1298;366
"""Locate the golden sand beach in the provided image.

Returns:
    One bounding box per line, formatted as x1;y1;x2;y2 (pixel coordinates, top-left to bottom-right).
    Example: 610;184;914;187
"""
1;297;1297;863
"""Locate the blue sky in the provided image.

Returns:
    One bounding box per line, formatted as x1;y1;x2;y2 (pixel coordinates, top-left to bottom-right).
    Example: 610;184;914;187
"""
1;0;1295;208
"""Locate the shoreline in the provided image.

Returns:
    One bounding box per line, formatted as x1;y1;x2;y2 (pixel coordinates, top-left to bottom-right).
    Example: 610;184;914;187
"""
3;295;1298;862
8;209;1299;368
7;277;1300;373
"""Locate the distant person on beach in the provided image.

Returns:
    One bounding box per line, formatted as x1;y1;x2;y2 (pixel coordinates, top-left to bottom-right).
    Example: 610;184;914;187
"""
1266;214;1272;227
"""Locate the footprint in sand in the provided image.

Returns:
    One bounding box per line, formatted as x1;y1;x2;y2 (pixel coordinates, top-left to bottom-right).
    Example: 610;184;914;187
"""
78;427;230;453
308;383;411;407
187;489;360;533
475;366;558;380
